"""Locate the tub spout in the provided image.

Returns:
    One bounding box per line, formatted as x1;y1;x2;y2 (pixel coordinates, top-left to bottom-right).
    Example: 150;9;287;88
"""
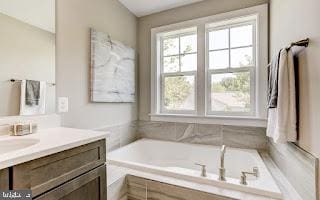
219;145;226;181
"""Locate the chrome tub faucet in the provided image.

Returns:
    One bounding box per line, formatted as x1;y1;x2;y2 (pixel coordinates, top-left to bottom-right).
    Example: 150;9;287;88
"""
195;163;207;177
218;145;226;181
240;167;259;185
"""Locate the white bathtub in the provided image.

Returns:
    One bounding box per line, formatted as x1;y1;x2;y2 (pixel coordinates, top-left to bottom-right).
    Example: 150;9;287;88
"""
108;139;282;199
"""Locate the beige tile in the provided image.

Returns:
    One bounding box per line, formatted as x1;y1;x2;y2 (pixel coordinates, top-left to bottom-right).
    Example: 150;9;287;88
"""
268;140;318;200
175;123;197;141
127;175;236;200
222;126;267;149
260;152;302;200
137;121;176;141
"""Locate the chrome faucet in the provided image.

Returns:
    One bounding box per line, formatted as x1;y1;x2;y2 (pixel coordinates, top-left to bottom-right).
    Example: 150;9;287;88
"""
195;163;207;177
218;145;226;181
240;167;259;185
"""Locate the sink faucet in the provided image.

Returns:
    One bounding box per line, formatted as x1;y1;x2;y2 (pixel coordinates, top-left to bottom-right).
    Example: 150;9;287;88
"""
218;145;226;181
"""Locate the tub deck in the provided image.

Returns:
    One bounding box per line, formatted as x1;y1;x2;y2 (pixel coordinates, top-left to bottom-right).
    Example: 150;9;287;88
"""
108;139;282;199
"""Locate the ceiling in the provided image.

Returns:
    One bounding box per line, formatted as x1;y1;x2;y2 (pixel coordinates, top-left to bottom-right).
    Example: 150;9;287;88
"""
0;0;55;33
118;0;204;17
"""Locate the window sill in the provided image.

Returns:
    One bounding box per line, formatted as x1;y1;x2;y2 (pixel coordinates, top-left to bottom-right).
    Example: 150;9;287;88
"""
149;113;267;127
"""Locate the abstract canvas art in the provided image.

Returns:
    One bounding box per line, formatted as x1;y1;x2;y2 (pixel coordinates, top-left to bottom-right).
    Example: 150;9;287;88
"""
90;28;135;102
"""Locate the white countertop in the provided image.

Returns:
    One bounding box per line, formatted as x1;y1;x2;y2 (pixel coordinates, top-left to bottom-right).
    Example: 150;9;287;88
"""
0;127;108;170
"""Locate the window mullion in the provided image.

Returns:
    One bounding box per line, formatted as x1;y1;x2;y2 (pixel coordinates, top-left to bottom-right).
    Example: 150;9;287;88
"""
178;35;181;72
197;24;206;116
228;28;231;69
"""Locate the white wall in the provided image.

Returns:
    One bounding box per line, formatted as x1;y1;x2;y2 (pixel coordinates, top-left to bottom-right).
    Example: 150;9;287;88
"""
137;0;269;121
0;13;55;116
270;0;320;195
56;0;137;129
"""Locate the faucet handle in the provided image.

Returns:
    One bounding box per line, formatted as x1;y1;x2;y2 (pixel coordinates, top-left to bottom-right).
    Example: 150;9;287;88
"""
194;163;207;177
252;167;259;177
240;167;259;185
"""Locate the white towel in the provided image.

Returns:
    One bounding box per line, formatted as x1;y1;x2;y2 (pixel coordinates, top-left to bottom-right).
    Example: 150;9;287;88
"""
20;80;47;116
267;49;297;143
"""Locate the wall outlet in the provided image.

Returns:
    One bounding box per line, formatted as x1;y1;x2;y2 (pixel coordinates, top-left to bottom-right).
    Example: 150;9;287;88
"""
58;97;69;113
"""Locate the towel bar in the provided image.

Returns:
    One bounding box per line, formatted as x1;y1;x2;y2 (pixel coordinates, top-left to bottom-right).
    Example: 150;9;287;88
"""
9;79;56;87
267;38;309;67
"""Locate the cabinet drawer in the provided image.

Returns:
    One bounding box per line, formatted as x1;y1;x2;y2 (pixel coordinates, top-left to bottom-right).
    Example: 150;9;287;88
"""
12;139;106;197
0;168;9;190
34;165;106;200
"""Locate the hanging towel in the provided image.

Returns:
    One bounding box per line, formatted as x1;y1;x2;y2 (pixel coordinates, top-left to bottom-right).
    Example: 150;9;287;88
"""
267;50;281;108
25;80;40;106
20;80;47;116
267;49;297;143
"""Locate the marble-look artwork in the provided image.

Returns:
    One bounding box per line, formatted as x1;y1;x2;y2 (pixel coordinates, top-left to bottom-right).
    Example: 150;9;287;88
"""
90;28;135;102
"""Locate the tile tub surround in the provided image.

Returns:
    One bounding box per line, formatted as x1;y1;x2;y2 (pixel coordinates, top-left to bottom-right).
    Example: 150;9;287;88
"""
107;165;276;200
107;165;128;200
127;175;234;200
97;121;137;152
260;152;303;200
137;121;267;150
268;140;318;200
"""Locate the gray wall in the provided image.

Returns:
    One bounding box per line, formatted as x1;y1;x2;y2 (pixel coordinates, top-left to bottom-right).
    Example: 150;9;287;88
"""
0;13;55;116
270;0;320;197
56;0;138;129
137;0;269;121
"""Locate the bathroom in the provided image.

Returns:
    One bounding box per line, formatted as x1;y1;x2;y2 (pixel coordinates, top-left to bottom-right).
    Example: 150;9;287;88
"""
0;0;319;199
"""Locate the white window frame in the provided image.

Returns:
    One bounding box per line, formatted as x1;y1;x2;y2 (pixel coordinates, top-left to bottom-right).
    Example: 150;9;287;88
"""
159;29;198;114
206;19;257;117
150;4;268;127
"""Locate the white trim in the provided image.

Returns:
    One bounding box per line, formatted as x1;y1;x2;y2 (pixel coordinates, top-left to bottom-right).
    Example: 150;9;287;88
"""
205;18;257;116
158;29;198;114
150;4;268;125
149;114;267;127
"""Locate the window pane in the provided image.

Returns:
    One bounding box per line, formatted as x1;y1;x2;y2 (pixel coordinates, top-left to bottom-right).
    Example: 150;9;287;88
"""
211;72;251;112
209;50;229;69
180;34;197;54
209;29;229;50
230;25;253;48
163;37;179;56
163;56;179;73
230;47;253;68
181;53;197;72
164;76;195;110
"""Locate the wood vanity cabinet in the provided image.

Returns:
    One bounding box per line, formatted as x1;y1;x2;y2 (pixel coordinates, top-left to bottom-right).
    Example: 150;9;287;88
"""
0;168;9;190
11;139;106;200
34;165;106;200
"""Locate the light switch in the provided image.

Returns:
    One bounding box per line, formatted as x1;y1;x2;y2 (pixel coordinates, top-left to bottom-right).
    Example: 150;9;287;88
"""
58;97;69;113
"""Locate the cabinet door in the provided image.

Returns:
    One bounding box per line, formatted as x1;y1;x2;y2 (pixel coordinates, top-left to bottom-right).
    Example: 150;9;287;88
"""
13;139;106;197
34;165;106;200
0;169;9;190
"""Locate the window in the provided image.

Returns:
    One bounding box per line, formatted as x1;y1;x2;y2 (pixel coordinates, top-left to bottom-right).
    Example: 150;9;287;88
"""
207;22;255;115
159;28;197;113
151;4;268;126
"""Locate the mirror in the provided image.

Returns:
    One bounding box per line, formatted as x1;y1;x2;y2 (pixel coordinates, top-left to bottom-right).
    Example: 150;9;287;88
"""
0;0;55;116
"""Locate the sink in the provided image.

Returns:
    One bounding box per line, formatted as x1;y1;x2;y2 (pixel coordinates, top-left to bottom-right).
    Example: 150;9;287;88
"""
0;138;40;154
